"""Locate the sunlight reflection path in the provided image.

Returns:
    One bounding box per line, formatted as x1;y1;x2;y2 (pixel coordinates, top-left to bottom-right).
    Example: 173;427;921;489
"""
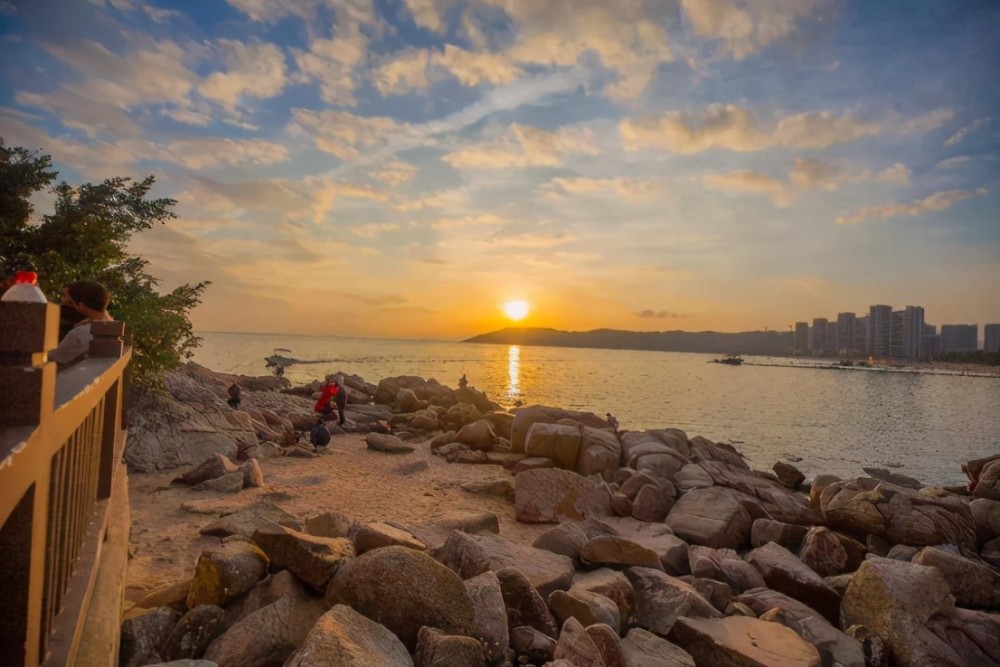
507;345;520;403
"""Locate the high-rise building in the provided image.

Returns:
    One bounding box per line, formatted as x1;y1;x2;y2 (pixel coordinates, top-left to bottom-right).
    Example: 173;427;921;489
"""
940;324;978;353
986;324;1000;355
812;318;828;355
868;305;892;358
837;312;856;356
794;322;808;355
922;323;938;359
890;310;904;359
855;316;868;354
827;321;839;355
900;306;925;360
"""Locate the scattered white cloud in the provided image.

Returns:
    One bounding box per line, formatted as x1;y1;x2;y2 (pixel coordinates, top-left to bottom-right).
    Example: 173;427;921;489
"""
621;104;881;154
199;40;287;111
703;169;791;206
936;156;971;170
789;158;866;191
679;0;830;60
876;163;911;186
836;188;988;225
433;45;521;87
548;177;658;200
944;117;990;146
288;108;407;160
443;122;598;169
373;50;430;96
897;108;953;136
404;0;447;32
370;160;419;186
291;35;367;107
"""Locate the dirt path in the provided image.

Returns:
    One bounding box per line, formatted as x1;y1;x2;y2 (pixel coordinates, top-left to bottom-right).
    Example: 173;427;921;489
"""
125;433;548;603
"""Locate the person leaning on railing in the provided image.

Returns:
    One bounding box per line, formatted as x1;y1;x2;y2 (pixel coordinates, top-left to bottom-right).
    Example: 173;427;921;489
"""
48;280;113;367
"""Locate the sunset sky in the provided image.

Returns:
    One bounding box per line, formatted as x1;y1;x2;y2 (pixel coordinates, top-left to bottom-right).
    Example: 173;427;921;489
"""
1;0;998;339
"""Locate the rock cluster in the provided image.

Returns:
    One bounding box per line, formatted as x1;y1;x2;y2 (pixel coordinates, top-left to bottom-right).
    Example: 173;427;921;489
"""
123;370;1000;667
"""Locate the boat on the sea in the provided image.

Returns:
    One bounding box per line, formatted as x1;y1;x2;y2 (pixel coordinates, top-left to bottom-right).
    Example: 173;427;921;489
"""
712;355;744;365
264;348;333;368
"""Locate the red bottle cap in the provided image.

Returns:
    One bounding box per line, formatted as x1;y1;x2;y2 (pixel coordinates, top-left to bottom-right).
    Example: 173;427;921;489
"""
14;271;39;285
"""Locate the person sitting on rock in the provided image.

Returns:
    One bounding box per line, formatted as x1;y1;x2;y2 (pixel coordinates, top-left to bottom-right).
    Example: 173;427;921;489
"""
458;373;468;389
310;417;331;449
315;378;347;426
226;382;241;409
606;412;619;432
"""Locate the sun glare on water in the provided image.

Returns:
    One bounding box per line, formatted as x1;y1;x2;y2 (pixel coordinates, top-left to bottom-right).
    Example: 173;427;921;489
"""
503;299;530;321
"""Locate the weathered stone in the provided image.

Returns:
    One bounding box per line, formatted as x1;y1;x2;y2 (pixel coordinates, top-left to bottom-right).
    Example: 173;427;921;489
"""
397;509;500;551
593;516;690;575
435;442;468;457
688;545;766;594
514;467;612;523
572;568;638;629
841;557;978;667
448;449;490;464
548;588;620;633
665;486;752;550
239;458;265;488
745;542;841;625
223;570;308;626
199;501;302;539
510;626;556;663
453;418;498;450
625;567;720;636
819;479;976;548
911;545;1000;609
524;422;582;470
773;460;806;489
577;426;622;480
326;546;476;651
620;471;661;500
680;576;732;612
553;617;607;666
352;522;426;554
739;587;865;667
532;520;590;565
464;571;508;666
513;456;556;474
696;459;821;526
586;623;628;667
284;604;413;667
674;463;715;492
621;627;695;667
204;589;326;667
365;433;415;453
495;567;559;639
414;626;485;667
120;608;180;667
461;477;516;501
135;579;191;612
193;471;245;493
251;524;354;590
611;492;633;516
963;453;1000;499
510;405;608;453
303;511;353;538
175;454;240;485
630;482;675;523
970;498;1000;546
186;542;269;607
669;616;822;667
161;605;226;661
798;525;849;577
580;535;664;571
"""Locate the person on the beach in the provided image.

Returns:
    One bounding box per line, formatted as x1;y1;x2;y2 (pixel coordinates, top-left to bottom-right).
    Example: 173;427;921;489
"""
606;412;619;432
331;378;347;426
315;378;347;426
310;417;331;449
49;280;114;367
458;373;468;389
227;382;241;409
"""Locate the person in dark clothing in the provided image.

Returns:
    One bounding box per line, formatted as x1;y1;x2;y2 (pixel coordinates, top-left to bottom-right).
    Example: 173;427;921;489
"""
331;379;347;426
227;383;241;409
458;373;468;388
310;417;331;448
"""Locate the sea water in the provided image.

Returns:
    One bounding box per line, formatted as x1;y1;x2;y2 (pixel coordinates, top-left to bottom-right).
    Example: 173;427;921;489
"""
191;331;1000;487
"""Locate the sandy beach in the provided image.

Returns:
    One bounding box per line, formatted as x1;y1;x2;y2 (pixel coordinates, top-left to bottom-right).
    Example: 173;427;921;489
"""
125;432;549;603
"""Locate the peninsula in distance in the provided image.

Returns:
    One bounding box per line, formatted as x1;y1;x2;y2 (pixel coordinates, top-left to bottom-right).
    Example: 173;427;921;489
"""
464;327;791;356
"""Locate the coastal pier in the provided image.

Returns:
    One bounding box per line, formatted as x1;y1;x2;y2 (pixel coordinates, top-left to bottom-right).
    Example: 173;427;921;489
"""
0;301;131;667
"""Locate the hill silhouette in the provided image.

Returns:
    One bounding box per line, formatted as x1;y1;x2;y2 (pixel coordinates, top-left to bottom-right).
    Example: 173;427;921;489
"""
463;327;793;355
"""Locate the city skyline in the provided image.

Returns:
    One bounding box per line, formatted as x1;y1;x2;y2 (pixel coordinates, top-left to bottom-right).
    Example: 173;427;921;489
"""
1;0;998;339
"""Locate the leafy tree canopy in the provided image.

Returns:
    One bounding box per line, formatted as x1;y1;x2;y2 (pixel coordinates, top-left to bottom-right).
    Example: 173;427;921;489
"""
1;140;209;388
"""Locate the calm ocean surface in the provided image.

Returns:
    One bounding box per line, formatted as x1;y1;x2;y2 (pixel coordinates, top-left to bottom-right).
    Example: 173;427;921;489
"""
191;332;1000;487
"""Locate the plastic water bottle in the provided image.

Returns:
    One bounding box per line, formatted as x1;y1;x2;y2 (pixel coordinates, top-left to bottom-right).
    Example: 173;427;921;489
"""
1;271;48;303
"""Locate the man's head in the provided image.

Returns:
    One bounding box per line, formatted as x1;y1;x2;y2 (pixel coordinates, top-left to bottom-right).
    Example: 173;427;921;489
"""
65;281;110;312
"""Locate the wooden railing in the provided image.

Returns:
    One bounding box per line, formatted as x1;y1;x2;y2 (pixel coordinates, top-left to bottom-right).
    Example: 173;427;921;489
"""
0;302;131;667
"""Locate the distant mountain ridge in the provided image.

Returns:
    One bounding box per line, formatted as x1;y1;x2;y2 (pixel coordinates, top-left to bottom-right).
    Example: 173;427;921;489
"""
463;327;793;355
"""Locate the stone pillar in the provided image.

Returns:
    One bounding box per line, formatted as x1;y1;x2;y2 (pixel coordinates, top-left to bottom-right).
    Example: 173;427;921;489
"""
0;302;58;428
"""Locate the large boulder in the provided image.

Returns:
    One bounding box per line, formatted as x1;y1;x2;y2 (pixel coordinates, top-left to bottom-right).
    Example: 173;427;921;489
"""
669;616;822;667
572;568;638;630
548;588;621;634
841;556;1000;667
593;516;690;575
552;617;607;666
464;571;509;666
161;605;226;662
251;524;354;590
514;468;613;523
744;542;841;625
454;419;499;450
524;422;582;470
664;486;752;550
187;542;269;607
119;608;180;667
621;628;695;667
911;546;1000;609
326;546;476;652
495;566;559;639
963;453;1000;500
437;531;576;598
624;567;720;636
818;479;977;548
413;627;485;667
510;406;609;453
285;604;413;666
577;426;622;479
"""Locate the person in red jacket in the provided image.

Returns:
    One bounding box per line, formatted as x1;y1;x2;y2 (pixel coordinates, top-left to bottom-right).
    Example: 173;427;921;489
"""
315;378;347;426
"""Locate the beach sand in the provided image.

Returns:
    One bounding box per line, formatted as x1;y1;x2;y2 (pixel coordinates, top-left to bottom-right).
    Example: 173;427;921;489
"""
125;432;548;603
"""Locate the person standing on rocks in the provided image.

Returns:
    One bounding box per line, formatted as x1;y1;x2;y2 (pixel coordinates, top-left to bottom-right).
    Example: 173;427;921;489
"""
331;378;347;427
310;417;331;449
606;412;619;432
315;378;346;426
458;373;468;389
227;382;241;409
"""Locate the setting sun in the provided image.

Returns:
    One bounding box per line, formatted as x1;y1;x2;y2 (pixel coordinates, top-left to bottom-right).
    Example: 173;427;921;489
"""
503;300;530;321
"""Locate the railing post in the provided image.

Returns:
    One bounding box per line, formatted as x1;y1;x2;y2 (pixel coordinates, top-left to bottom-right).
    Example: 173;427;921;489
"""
0;302;58;429
88;321;125;359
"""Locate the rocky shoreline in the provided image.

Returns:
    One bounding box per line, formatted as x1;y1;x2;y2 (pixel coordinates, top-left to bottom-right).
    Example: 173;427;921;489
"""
121;362;1000;667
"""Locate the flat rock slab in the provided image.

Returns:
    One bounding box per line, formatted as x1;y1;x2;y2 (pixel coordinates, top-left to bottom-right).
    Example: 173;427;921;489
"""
437;531;576;598
199;501;303;538
622;628;695;667
665;486;752;550
285;604;413;667
669;616;822;667
366;433;415;454
514;467;612;523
